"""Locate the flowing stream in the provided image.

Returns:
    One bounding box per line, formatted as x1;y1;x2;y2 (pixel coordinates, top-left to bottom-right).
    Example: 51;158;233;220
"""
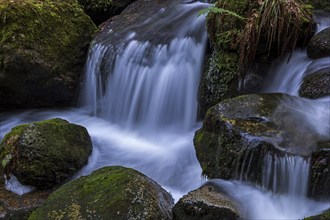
1;1;329;219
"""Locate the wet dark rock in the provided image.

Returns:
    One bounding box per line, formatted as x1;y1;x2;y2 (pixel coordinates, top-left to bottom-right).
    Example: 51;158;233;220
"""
29;166;174;220
194;93;326;184
0;118;93;190
173;182;240;220
307;27;330;59
0;0;96;110
309;140;330;200
78;0;136;25
0;168;51;220
299;68;330;99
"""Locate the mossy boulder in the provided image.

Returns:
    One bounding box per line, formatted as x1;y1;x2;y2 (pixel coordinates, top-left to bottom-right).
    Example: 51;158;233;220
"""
29;166;174;220
194;93;325;185
0;0;96;110
78;0;136;25
309;141;330;200
172;182;240;220
299;68;330;99
0;118;93;189
307;27;330;59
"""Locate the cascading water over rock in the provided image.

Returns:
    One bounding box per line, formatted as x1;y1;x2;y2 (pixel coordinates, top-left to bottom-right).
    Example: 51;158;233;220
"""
80;1;208;132
0;1;329;219
1;0;210;200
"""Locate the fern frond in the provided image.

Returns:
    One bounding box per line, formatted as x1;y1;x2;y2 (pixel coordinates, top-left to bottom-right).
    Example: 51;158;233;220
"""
198;6;245;20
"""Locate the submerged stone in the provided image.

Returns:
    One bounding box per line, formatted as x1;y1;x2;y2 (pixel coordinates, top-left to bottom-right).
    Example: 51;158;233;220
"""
28;166;174;220
173;182;240;220
0;118;93;189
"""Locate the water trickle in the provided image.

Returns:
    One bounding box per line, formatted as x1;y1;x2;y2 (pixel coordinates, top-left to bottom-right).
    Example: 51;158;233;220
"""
262;153;310;196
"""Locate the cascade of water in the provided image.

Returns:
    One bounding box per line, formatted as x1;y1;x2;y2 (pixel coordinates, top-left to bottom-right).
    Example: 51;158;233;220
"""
0;0;210;201
262;153;310;196
80;1;208;132
211;179;329;220
0;2;329;218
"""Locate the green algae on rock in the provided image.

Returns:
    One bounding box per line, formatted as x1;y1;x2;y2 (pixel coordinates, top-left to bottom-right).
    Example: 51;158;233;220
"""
0;118;93;189
28;166;174;220
0;0;96;110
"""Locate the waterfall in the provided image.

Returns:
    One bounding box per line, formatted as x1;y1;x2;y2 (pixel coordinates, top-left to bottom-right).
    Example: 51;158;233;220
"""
80;1;208;132
82;38;205;131
1;0;210;200
77;0;210;198
0;1;329;218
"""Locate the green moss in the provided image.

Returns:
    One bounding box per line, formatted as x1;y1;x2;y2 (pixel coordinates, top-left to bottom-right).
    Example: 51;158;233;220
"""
0;118;92;189
304;209;330;220
0;0;95;61
0;124;27;175
0;0;96;109
198;51;239;117
302;0;330;12
29;166;173;220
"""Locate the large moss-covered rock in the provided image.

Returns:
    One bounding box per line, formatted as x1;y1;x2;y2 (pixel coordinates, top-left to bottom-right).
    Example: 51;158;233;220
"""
172;182;240;220
0;118;93;189
194;93;326;184
299;68;330;99
0;0;96;110
78;0;136;25
29;166;174;220
309;141;330;200
307;27;330;59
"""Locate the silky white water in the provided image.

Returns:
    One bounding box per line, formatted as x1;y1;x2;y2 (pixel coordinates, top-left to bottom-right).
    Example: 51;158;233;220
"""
1;0;209;200
0;2;329;219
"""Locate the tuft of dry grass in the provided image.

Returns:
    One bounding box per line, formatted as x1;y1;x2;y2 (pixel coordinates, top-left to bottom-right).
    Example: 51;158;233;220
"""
237;0;313;73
